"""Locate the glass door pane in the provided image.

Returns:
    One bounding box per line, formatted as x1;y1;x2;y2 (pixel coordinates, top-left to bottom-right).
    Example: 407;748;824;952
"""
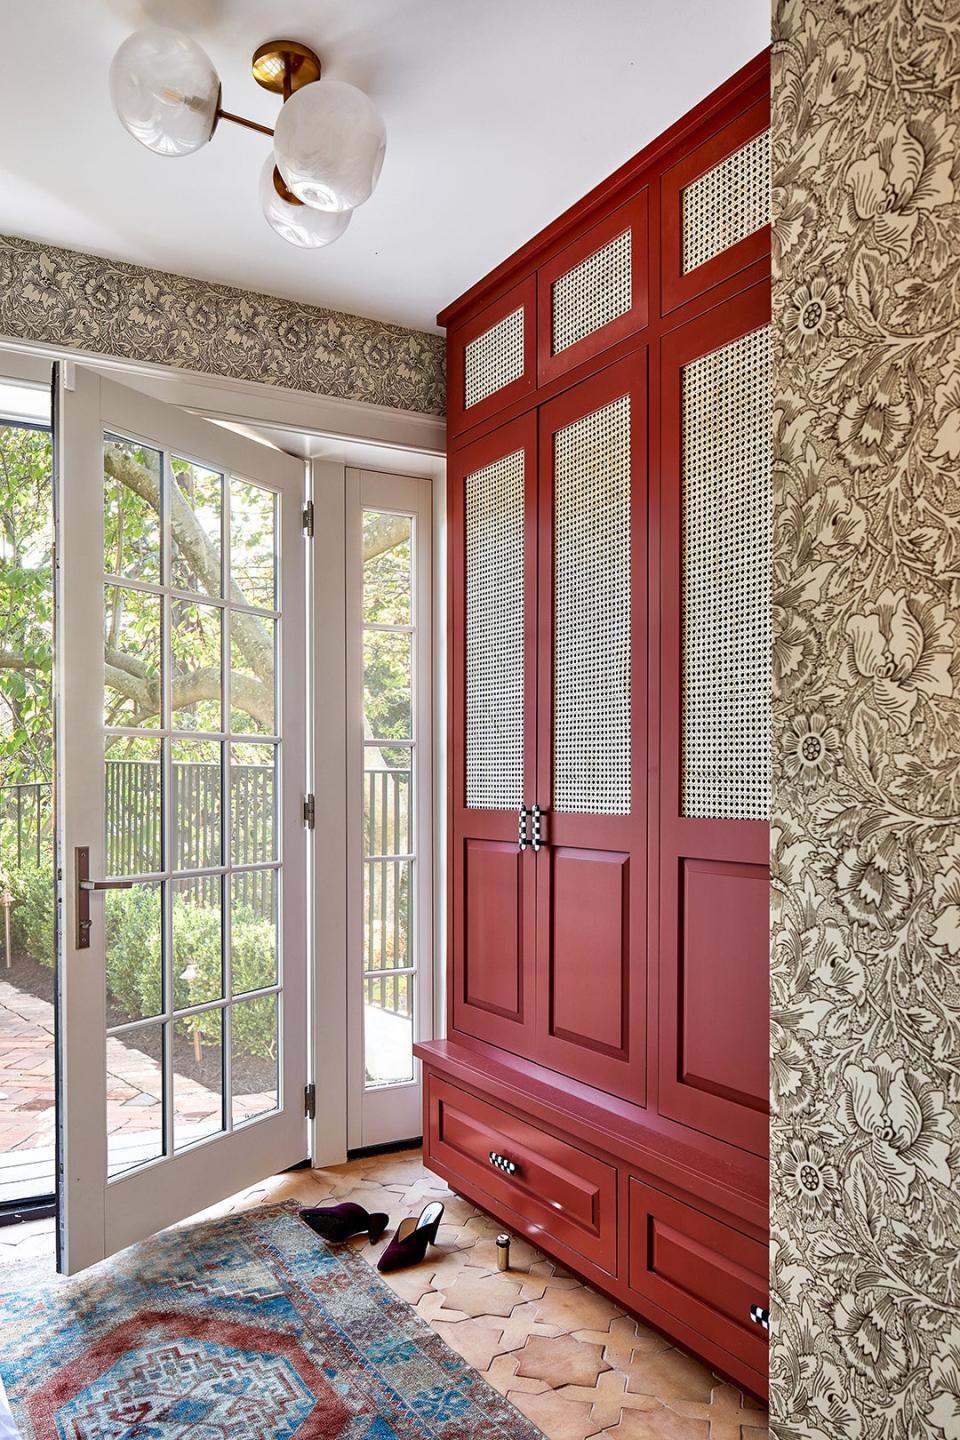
362;512;415;1088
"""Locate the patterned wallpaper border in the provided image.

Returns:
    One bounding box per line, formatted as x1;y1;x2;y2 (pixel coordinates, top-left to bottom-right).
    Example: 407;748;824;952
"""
772;2;960;1436
0;234;445;416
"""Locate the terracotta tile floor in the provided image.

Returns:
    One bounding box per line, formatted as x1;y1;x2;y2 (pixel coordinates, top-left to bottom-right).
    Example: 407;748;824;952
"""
0;1149;769;1439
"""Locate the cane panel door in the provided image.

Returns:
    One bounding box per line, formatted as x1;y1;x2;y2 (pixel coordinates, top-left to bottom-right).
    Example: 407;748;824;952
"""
449;415;538;1053
534;354;648;1104
657;282;771;1156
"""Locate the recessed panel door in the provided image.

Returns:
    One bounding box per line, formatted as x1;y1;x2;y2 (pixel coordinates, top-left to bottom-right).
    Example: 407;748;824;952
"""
449;416;538;1056
534;354;648;1104
56;369;308;1272
657;283;771;1156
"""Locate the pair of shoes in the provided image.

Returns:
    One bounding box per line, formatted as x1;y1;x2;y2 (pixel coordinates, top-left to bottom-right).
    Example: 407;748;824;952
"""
299;1201;388;1244
299;1200;445;1273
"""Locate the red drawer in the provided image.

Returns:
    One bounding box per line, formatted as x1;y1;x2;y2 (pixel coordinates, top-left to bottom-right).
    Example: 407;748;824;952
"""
628;1178;768;1376
427;1076;617;1272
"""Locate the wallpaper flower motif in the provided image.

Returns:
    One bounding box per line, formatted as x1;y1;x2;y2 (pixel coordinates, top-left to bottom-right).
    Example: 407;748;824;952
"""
772;2;960;1435
0;235;445;416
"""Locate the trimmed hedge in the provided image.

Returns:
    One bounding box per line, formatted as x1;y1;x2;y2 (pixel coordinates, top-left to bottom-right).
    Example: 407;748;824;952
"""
7;864;277;1060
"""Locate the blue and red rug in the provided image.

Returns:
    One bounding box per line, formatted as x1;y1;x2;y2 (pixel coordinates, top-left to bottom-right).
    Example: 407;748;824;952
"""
0;1203;541;1439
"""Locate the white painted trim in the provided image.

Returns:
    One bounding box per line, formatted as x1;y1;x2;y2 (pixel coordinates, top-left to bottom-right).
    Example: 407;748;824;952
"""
309;458;349;1166
0;333;445;457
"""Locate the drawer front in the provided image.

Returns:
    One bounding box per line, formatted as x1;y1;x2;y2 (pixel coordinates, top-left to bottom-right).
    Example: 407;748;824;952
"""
428;1076;617;1272
629;1179;768;1373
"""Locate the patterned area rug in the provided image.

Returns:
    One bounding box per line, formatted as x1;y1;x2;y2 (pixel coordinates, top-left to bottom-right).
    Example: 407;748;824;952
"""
0;1203;542;1439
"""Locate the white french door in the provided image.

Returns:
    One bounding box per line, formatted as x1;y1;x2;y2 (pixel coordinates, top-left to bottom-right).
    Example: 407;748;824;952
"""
55;367;309;1273
346;468;432;1149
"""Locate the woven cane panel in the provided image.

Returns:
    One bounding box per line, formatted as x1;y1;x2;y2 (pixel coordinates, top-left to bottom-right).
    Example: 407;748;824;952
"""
682;130;770;273
682;325;771;820
465;449;525;810
554;394;631;815
464;307;525;410
552;229;632;355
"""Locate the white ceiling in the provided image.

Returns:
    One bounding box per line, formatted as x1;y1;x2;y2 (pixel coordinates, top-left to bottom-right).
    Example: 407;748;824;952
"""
0;1;768;333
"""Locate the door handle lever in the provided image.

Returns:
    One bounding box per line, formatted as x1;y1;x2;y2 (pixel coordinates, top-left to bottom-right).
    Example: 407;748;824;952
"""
75;846;132;949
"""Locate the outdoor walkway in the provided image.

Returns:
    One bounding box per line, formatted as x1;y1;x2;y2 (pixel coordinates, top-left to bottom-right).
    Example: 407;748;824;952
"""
0;978;274;1203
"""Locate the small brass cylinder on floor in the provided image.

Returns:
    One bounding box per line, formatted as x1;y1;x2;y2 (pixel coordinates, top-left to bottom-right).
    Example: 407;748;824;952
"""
496;1234;510;1271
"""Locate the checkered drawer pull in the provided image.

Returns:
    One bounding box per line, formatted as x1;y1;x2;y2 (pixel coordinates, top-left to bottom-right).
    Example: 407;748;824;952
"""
488;1150;519;1177
750;1305;770;1331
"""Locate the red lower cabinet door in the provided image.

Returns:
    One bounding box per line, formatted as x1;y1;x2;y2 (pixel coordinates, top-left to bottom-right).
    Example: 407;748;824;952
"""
656;283;770;1156
628;1178;768;1383
534;353;649;1104
448;415;539;1055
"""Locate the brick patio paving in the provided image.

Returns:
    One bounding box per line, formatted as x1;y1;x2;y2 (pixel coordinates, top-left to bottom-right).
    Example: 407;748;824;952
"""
0;977;274;1203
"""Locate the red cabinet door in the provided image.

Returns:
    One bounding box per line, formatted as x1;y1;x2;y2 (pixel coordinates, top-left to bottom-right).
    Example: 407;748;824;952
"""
661;96;770;316
537;191;649;389
447;276;537;440
656;282;770;1156
533;353;648;1105
448;416;539;1054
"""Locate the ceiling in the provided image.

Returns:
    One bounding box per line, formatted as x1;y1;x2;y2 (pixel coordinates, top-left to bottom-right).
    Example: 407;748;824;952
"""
0;1;768;333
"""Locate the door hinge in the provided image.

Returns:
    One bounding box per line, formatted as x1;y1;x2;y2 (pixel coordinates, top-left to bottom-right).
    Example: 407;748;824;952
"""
302;501;315;537
304;1082;316;1120
303;793;316;829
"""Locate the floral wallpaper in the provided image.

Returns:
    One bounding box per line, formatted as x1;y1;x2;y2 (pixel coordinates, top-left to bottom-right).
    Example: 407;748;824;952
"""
0;234;445;415
772;1;960;1435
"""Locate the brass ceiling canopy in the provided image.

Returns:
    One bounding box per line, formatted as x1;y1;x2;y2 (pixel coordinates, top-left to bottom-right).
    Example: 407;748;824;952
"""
109;27;384;248
251;41;322;96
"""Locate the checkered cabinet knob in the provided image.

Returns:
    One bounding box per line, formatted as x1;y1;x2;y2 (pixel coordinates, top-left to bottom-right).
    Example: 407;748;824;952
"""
488;1150;518;1176
750;1305;770;1331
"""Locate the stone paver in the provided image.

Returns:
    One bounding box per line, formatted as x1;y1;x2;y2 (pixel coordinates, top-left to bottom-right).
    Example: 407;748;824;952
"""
0;977;272;1202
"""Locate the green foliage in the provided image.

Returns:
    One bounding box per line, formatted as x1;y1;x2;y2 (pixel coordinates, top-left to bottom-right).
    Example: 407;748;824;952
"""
0;425;53;786
6;859;54;966
102;886;276;1060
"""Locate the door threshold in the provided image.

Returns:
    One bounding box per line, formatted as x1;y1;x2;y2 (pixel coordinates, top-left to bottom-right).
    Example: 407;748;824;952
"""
347;1136;423;1160
0;1194;56;1228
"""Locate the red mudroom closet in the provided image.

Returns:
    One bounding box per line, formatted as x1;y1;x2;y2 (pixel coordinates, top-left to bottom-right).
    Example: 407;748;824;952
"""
416;51;771;1399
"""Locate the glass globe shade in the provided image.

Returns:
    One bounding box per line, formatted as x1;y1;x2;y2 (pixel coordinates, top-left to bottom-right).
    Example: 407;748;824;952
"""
259;158;352;249
110;27;220;157
273;79;386;213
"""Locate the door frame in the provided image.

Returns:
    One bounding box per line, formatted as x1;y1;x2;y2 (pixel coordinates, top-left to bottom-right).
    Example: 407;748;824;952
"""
0;338;445;1198
345;467;434;1151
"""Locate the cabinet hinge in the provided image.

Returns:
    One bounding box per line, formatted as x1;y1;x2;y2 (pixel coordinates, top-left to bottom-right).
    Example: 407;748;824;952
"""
302;501;315;537
303;793;316;829
304;1082;316;1120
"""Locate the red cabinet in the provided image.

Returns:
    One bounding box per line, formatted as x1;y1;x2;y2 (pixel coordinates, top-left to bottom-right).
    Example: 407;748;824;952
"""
419;48;771;1401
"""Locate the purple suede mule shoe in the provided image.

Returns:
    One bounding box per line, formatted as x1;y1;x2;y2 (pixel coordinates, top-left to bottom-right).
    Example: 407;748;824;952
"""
299;1201;389;1244
376;1201;444;1273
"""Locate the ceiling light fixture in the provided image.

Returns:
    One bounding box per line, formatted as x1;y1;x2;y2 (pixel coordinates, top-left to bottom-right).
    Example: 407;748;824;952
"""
109;28;386;249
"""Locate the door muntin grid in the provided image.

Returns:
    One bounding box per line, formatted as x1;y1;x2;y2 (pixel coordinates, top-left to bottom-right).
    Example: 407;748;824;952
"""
681;325;771;821
102;432;284;1179
465;449;525;811
464;307;525;410
552;229;632;356
681;130;770;274
553;394;631;816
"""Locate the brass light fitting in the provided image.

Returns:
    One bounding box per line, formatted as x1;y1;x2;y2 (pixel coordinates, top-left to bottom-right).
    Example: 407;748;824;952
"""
213;42;324;204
